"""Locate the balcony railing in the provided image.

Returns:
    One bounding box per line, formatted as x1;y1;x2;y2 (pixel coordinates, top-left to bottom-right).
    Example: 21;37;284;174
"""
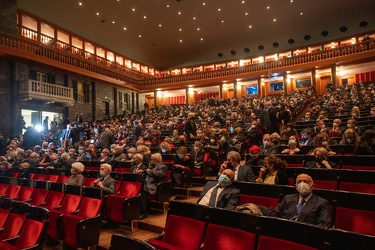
19;80;74;105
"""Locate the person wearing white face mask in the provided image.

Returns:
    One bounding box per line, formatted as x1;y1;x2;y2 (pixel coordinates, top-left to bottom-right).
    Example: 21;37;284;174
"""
265;174;331;228
260;134;278;155
92;163;116;194
198;169;240;210
65;162;85;186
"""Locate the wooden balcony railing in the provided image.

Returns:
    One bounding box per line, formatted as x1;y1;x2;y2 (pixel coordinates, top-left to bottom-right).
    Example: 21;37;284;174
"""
139;40;375;87
19;80;74;104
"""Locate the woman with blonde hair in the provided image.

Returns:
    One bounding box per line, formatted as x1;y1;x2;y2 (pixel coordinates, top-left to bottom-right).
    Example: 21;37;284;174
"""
137;145;152;166
305;147;336;169
172;146;193;185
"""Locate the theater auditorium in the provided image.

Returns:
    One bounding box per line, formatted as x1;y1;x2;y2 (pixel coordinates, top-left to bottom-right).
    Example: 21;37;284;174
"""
0;0;375;249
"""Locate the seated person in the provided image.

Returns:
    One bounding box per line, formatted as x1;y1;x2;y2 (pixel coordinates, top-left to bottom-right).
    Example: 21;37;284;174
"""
198;169;240;210
92;163;116;194
270;132;281;147
245;145;265;167
280;123;298;140
65;162;85;186
46;153;62;170
125;147;137;161
18;162;31;179
260;134;278;155
220;151;255;182
130;153;148;175
302;111;313;122
262;174;331;228
256;154;289;185
60;152;76;171
305;147;336;169
344;118;362;136
192;141;205;170
172;146;193;185
281;135;301;155
328;119;342;138
300;129;314;146
312;120;328;137
355;129;375;155
313;133;336;155
98;148;113;163
159;141;172;154
339;128;360;146
138;145;152;167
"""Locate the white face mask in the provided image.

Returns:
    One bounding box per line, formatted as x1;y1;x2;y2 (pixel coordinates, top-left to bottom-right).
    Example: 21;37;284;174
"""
297;182;312;196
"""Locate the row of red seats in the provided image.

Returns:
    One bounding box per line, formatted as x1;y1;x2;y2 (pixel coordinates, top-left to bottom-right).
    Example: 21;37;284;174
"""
0;198;49;249
148;200;375;250
233;182;375;236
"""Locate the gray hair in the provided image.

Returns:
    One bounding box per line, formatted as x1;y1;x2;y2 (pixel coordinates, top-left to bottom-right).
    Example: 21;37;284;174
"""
100;163;112;172
72;162;85;173
151;153;162;164
227;151;241;163
134;153;143;162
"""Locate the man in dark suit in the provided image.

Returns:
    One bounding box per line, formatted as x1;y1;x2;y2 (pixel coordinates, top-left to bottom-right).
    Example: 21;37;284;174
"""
141;153;168;218
96;127;115;149
92;163;116;194
198;169;240;210
184;112;197;141
133;120;142;145
219;151;255;182
130;153;148;175
267;173;331;228
301;129;315;146
260;134;279;155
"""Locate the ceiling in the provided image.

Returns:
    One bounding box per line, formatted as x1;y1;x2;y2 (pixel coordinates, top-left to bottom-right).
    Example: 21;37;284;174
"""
18;0;375;70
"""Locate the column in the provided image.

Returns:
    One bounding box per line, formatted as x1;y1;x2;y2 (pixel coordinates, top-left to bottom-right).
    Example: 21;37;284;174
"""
154;90;157;108
219;83;223;100
233;81;238;99
185;87;189;105
257;78;262;97
331;65;337;88
311;69;317;89
283;73;288;94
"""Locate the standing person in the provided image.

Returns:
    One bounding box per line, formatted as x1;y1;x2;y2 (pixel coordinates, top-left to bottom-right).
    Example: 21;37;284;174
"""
268;102;280;134
16;115;27;137
133;120;142;146
259;102;271;134
43;116;49;133
277;103;291;134
184;112;197;141
96;127;115;150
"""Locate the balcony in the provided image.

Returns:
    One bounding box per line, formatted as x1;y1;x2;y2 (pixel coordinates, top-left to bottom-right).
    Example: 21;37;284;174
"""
19;80;74;106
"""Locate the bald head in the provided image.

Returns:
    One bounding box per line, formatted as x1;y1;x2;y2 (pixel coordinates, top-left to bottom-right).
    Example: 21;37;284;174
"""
222;169;235;183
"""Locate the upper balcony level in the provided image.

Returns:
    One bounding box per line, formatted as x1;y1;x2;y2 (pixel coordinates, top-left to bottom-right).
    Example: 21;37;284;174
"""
19;80;74;106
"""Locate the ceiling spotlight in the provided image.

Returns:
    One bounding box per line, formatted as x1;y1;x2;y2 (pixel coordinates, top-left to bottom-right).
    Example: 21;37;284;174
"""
273;42;279;48
288;38;295;44
321;30;329;36
340;26;348;32
258;45;264;50
218;53;223;57
304;35;311;40
231;50;236;55
244;48;250;53
359;21;368;27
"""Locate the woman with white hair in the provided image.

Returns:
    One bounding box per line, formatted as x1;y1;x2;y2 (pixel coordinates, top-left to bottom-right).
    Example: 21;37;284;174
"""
65;162;85;186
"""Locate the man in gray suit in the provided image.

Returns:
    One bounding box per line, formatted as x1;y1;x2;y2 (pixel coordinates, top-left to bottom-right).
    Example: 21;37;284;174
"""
96;127;115;150
141;153;168;218
219;151;255;182
92;163;116;194
267;173;331;228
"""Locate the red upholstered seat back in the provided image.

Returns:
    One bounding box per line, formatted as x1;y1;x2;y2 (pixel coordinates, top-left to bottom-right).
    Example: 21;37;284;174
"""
339;182;375;195
313;180;337;190
257;235;318;250
15;219;44;249
77;197;102;218
5;185;21;199
12;172;19;178
204;152;210;162
42;191;64;209
29;189;49;206
0;208;10;228
33;174;47;180
57;175;70;183
239;194;279;209
335;207;375;236
194;169;202;176
0;213;26;239
162;215;206;249
203;223;256;250
0;183;9;196
342;165;375;171
84;177;98;187
118;181;142;198
115;181;122;193
59;194;82;213
115;168;130;173
166;170;172;181
45;174;59;182
15;186;34;202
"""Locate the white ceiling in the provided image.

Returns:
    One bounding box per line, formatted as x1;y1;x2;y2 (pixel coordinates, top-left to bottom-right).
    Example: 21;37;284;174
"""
18;0;375;70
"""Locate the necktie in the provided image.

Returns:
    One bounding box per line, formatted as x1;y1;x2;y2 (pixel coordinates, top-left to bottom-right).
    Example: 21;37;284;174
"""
291;199;305;221
208;186;219;207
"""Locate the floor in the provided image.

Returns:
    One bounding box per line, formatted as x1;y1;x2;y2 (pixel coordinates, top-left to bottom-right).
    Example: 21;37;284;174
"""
43;192;200;250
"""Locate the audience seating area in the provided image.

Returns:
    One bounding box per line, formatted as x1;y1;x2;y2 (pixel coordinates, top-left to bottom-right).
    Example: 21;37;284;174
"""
147;200;375;250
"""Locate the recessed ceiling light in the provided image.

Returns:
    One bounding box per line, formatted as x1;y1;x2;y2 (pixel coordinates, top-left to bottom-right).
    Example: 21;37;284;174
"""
180;40;183;43
96;12;100;15
201;38;203;41
300;12;303;15
242;1;245;3
197;28;200;31
273;19;277;22
112;21;115;24
290;0;293;2
139;35;142;38
218;9;221;11
123;27;127;30
167;5;169;8
159;24;162;27
132;8;135;11
249;25;252;28
203;3;206;6
221;20;224;23
178;12;181;15
179;28;182;31
143;16;147;19
79;2;82;6
267;6;270;9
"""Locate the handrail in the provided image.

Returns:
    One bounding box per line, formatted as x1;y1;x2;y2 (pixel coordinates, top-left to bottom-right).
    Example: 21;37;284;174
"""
19;80;74;99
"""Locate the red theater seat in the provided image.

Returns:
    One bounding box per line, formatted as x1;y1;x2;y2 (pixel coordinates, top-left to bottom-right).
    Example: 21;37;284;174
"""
148;214;206;250
28;188;49;206
0;183;9;196
33;173;47;181
45;174;60;182
4;185;21;199
257;235;317;250
62;197;103;248
0;202;30;241
14;186;34;202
